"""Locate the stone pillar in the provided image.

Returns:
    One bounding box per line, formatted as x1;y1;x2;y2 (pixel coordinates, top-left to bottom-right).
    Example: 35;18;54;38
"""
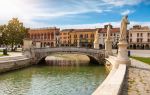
105;40;113;57
115;41;131;66
54;32;56;47
23;38;33;58
23;38;32;50
35;42;41;48
94;29;99;49
105;24;113;57
115;15;131;67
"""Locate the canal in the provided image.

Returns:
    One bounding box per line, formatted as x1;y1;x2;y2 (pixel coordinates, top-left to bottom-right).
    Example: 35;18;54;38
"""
0;65;107;95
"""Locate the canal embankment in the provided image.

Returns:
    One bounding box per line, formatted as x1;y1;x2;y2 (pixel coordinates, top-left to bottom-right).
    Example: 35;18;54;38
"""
92;56;127;95
0;55;31;73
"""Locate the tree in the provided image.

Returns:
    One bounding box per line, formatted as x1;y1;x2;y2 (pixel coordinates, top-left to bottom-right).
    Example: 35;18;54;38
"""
0;25;8;46
4;18;27;51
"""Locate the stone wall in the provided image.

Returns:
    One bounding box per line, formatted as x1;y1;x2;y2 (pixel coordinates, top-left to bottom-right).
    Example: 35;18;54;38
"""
0;57;31;73
30;47;105;64
92;56;127;95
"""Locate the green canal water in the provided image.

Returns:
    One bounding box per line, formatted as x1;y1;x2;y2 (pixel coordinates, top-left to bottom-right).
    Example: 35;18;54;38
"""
0;66;107;95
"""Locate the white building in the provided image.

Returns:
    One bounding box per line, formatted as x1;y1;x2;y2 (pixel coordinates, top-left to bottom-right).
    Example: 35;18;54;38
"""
129;25;150;49
98;25;120;49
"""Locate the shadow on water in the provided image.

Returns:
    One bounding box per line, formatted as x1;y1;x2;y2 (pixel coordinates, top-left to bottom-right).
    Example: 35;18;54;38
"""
37;56;47;66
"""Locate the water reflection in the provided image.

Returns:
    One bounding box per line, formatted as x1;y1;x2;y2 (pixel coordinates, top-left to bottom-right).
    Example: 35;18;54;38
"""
0;66;107;95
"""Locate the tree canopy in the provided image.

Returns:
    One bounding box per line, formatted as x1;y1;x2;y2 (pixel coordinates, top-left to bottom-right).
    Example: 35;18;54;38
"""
0;18;27;51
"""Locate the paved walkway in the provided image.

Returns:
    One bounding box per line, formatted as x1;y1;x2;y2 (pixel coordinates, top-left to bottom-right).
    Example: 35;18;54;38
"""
122;58;150;95
112;49;150;57
0;52;22;57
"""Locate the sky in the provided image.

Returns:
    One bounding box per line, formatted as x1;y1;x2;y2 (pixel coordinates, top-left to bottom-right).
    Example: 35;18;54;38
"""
0;0;150;29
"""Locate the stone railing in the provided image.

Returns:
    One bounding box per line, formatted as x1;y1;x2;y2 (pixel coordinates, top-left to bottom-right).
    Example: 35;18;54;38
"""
92;56;127;95
33;47;104;54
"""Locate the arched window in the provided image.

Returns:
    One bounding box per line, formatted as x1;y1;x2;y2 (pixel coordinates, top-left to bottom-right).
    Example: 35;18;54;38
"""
51;32;54;39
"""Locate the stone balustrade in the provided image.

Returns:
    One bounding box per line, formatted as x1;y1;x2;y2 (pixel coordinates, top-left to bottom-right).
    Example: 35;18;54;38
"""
92;56;127;95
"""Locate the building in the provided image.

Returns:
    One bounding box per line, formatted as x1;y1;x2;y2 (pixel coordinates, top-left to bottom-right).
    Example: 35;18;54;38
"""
59;29;72;46
129;25;150;49
28;27;60;47
98;25;120;49
69;29;96;48
60;29;96;48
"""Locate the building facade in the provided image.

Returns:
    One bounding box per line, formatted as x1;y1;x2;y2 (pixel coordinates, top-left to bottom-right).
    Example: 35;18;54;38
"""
98;25;120;49
28;27;60;48
129;25;150;49
60;29;96;48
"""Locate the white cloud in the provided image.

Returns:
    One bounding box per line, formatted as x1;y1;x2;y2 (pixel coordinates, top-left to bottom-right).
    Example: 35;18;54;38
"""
0;0;147;28
121;9;134;15
57;21;150;30
58;22;120;29
102;0;143;6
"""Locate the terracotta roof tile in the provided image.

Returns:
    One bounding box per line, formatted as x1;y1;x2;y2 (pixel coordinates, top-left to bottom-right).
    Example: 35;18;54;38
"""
97;28;120;33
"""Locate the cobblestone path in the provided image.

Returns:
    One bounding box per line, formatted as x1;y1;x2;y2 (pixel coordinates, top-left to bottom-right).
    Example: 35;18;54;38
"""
122;58;150;95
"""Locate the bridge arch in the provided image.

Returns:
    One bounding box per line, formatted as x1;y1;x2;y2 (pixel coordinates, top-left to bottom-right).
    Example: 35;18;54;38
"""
37;52;101;65
26;47;105;65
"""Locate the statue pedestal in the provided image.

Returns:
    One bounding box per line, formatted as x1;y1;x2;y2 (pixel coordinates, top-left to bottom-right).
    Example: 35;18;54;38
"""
94;42;99;49
115;41;131;67
35;42;41;48
105;39;113;57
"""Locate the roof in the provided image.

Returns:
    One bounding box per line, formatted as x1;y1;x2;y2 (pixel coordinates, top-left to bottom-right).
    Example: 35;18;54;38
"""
72;29;96;32
97;28;120;33
130;25;150;31
29;27;59;31
61;29;96;33
60;29;74;32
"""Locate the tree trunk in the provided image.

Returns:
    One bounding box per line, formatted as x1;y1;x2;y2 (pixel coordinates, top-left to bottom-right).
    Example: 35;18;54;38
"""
11;42;14;51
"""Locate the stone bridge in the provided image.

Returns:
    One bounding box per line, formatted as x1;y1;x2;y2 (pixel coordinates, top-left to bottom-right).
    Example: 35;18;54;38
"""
23;47;105;65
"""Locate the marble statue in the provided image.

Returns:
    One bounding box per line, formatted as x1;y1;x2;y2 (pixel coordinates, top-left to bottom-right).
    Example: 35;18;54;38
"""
94;29;99;49
119;15;130;41
106;24;111;40
94;29;99;43
115;15;131;67
105;24;113;57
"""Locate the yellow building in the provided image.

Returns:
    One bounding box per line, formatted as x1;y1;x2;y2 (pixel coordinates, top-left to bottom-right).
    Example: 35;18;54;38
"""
60;29;72;46
60;29;96;48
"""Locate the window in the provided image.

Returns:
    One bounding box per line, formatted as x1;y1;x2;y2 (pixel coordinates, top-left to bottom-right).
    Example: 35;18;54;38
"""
137;33;139;37
148;33;150;37
80;34;83;38
141;33;143;37
91;34;94;38
74;34;77;38
137;38;139;42
84;34;88;38
130;39;132;42
130;33;132;37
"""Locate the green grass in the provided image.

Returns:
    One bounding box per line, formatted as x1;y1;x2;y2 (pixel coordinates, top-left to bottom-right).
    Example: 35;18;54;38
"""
0;54;9;57
130;56;150;64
